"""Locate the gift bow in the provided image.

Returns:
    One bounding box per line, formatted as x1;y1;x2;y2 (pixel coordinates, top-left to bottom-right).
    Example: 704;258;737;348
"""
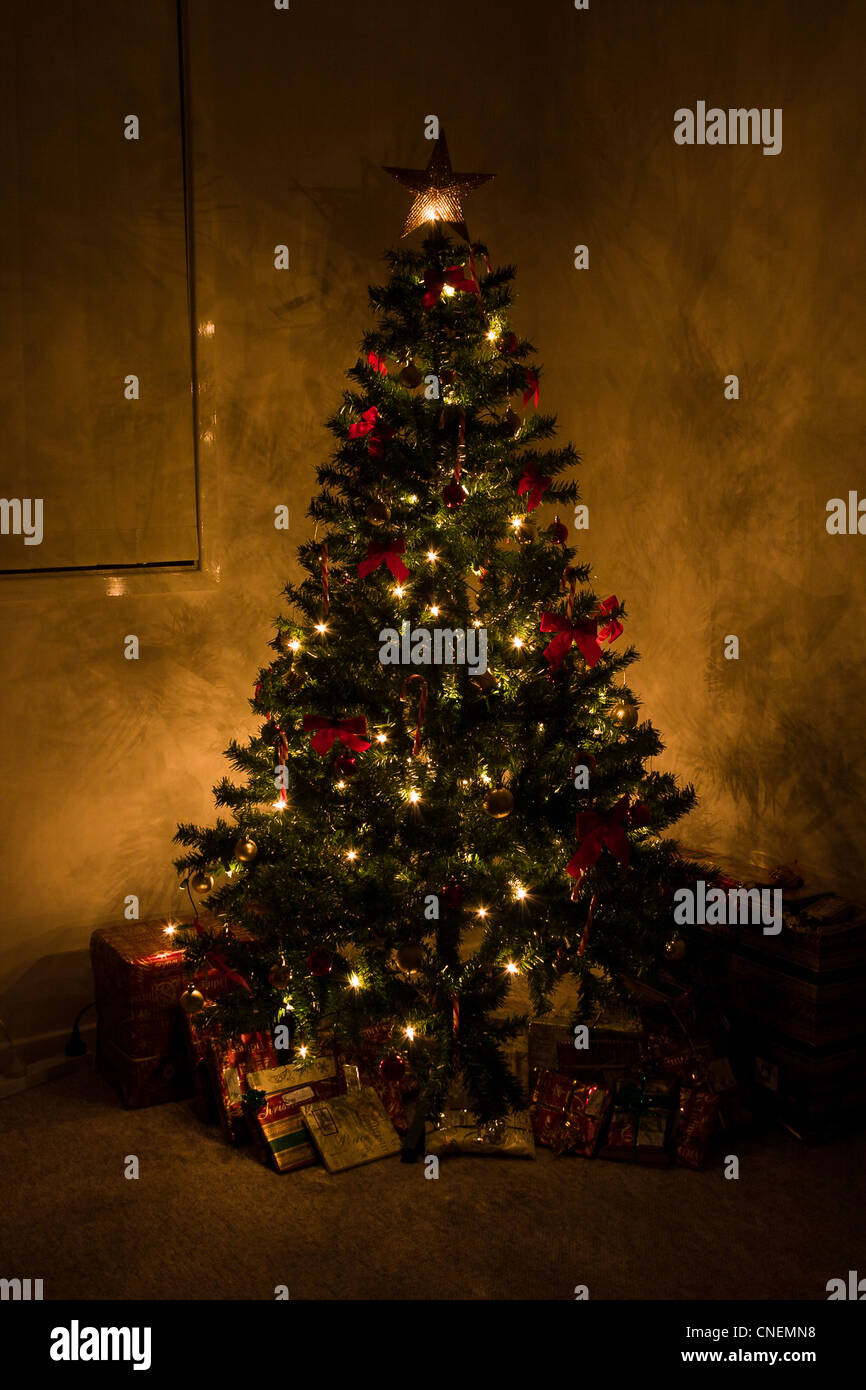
348;406;394;459
358;537;409;584
540;595;622;671
422;264;481;309
366;350;387;375
193;917;252;994
566;794;650;884
517;462;551;512
522;368;539;409
303;715;372;756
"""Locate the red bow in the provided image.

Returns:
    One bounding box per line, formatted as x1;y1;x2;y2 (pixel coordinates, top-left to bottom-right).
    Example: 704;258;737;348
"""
566;796;633;884
303;715;371;756
366;350;387;375
540;596;622;671
522;369;539;409
422;264;481;309
517;462;551;512
358;537;409;584
193;917;252;994
348;406;394;459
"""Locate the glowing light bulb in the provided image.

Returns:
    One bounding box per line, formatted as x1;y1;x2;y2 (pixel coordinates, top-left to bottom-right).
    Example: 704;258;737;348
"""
442;284;456;297
512;636;524;649
336;780;346;790
430;605;440;617
473;619;482;628
394;585;404;599
476;907;487;919
481;773;491;784
486;328;498;342
288;639;300;652
408;789;421;804
349;973;361;990
376;733;388;744
505;961;519;975
408;494;418;503
163;924;176;937
511;516;523;530
427;550;438;563
405;1025;416;1041
272;799;286;811
515;885;528;901
346;849;358;861
298;1045;308;1059
314;623;328;635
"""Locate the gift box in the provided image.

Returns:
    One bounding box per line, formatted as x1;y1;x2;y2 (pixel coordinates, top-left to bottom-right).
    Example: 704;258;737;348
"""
426;1109;536;1159
301;1086;401;1173
345;1024;416;1132
245;1054;347;1172
675;1086;720;1168
91;917;196;1108
530;1070;612;1156
599;1077;677;1165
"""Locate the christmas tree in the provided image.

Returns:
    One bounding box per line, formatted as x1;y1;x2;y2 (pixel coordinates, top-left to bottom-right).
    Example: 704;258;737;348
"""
174;134;699;1123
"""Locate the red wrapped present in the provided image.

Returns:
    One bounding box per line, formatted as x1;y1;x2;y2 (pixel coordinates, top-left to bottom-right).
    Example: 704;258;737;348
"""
530;1070;575;1149
676;1086;720;1169
560;1082;614;1157
346;1024;417;1133
90;917;196;1108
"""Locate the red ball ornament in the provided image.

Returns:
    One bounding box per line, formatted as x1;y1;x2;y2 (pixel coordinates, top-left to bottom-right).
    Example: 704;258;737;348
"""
442;882;465;909
305;950;332;978
549;516;569;545
379;1054;406;1083
441;481;467;510
553;947;572;975
334;753;357;777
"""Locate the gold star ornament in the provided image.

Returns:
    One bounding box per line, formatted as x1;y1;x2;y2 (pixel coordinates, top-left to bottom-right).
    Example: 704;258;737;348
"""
383;131;493;242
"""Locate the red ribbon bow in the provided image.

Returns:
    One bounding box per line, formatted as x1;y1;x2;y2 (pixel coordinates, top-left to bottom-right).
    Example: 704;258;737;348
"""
193;917;252;994
303;715;372;756
522;369;539;409
517;462;552;512
358;537;409;584
422;264;481;309
366;350;387;375
540;596;622;671
566;796;633;884
348;406;394;459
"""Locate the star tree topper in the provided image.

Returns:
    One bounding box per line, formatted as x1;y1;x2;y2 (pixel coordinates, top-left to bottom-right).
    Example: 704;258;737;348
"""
383;131;493;242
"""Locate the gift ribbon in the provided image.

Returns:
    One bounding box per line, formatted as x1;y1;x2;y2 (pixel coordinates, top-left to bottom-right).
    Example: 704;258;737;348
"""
517;462;551;512
522;369;539;409
348;406;394;458
422;264;481;308
303;715;372;756
400;673;428;756
358;537;409;584
566;794;633;884
193;916;252;994
366;350;388;375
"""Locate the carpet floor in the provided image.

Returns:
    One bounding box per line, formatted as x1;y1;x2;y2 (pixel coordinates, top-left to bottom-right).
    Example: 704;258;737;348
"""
0;1067;863;1301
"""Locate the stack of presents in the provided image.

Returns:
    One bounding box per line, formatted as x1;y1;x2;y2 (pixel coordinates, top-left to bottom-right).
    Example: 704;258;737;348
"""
89;863;866;1173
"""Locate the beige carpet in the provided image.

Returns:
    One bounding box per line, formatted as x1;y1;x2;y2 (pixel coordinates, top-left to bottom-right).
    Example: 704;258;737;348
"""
0;1066;863;1301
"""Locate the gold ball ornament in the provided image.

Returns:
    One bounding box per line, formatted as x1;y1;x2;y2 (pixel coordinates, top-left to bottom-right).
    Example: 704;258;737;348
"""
514;521;535;545
189;870;214;895
612;696;639;732
395;943;425;975
399;362;422;389
664;934;686;960
365;499;391;525
502;407;522;437
469;670;498;695
180;987;206;1015
269;964;292;989
484;787;515;819
234;836;258;864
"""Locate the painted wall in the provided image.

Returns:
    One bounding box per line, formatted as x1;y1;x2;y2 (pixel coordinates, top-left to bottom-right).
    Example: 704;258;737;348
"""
2;0;863;1057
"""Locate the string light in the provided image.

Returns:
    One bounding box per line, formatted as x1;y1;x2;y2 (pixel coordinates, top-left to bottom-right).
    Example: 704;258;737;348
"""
394;586;404;599
163;924;176;937
407;789;421;804
376;733;388;744
514;884;528;901
476;906;487;918
512;636;524;649
298;1045;308;1059
346;849;358;861
442;284;456;297
272;799;286;811
405;1025;416;1040
408;494;418;503
288;639;301;652
486;327;498;342
349;973;361;990
314;622;328;635
511;516;523;530
505;961;519;975
473;619;482;628
336;780;346;790
427;550;438;563
429;605;440;617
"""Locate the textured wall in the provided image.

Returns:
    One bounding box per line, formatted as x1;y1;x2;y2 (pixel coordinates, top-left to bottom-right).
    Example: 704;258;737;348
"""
2;0;864;1053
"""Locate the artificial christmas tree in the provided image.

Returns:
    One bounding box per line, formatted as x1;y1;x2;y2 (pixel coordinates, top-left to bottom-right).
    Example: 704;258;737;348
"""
174;134;701;1130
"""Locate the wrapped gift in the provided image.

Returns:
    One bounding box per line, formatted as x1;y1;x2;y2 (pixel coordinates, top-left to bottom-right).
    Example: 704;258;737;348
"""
426;1109;536;1159
676;1087;720;1168
345;1024;416;1132
599;1077;677;1166
555;1026;645;1085
245;1054;346;1172
560;1082;614;1157
301;1086;401;1172
530;1070;576;1149
90;917;195;1108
